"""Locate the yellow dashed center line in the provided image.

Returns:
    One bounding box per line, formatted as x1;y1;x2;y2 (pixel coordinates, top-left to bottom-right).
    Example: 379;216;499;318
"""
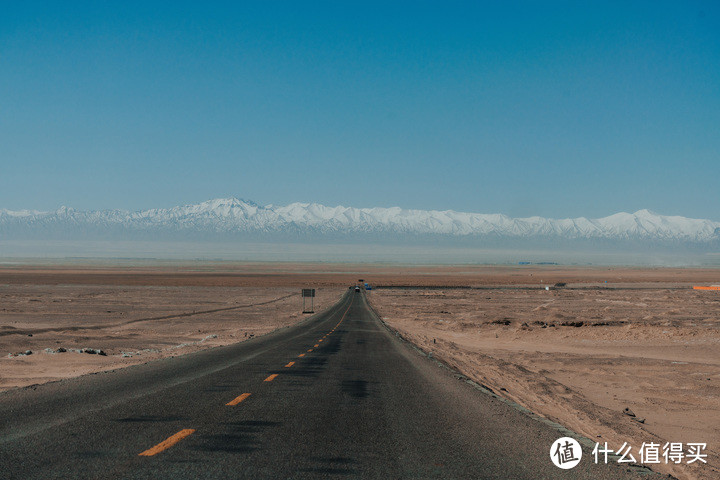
226;393;251;406
138;429;195;456
135;296;357;462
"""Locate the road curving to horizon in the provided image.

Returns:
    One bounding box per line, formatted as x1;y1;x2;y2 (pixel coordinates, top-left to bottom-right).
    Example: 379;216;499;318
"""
0;289;661;478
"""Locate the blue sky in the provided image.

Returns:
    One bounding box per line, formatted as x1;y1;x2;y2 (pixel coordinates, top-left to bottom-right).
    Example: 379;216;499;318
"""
1;1;719;219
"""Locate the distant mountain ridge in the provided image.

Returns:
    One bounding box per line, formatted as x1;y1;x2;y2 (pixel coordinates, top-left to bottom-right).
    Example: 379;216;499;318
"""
1;198;719;247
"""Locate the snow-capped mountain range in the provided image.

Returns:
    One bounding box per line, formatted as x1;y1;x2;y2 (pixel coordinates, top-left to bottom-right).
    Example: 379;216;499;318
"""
1;198;719;247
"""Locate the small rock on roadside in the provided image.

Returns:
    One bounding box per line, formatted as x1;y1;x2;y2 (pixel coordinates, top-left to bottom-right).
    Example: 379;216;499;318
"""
80;348;106;355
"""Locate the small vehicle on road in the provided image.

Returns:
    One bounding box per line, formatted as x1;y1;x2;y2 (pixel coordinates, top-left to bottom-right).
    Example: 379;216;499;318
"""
354;286;360;293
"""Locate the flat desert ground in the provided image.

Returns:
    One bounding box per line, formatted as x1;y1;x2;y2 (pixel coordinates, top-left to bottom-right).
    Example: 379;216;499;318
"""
1;263;719;479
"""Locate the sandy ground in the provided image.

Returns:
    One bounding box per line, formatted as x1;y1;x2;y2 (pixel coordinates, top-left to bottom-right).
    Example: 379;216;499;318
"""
0;280;343;391
369;282;720;480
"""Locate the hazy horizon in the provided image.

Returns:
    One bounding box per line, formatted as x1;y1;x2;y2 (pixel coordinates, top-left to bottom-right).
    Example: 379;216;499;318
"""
2;239;719;267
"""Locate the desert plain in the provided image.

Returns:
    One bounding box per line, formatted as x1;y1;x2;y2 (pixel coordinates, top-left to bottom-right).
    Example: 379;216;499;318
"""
1;262;718;479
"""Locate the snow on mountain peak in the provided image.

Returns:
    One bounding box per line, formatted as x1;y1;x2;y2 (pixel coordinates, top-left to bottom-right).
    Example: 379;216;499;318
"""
633;209;660;218
197;197;251;209
1;198;718;244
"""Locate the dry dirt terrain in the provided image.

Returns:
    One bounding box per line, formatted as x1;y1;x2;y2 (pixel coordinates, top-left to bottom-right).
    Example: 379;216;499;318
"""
0;265;345;391
1;263;719;479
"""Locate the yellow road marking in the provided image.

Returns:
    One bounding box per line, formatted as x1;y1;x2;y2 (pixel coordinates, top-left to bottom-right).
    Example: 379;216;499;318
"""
226;393;251;406
285;361;295;367
298;353;306;357
314;344;319;348
319;339;323;342
138;429;195;456
265;374;279;382
307;348;313;352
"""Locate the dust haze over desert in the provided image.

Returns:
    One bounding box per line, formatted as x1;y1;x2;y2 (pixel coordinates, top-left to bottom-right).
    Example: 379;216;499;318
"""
2;2;719;479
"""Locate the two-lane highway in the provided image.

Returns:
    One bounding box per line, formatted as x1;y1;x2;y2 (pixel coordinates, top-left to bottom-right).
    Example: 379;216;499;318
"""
0;290;658;478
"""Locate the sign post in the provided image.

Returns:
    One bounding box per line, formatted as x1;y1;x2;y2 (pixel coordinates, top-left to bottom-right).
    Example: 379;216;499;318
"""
301;288;316;313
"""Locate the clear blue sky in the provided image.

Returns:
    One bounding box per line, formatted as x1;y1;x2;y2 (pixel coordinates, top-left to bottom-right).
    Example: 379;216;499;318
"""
1;1;719;219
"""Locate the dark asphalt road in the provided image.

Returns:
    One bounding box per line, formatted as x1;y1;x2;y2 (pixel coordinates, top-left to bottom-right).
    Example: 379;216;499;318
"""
0;290;660;479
